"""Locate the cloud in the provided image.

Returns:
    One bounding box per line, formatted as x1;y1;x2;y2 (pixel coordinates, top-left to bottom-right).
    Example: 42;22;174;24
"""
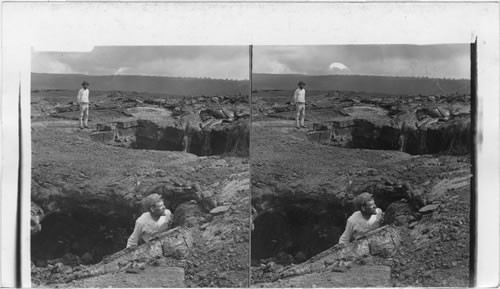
253;44;470;79
33;45;470;80
120;55;249;80
257;60;291;74
328;62;350;71
113;67;131;75
32;46;249;79
350;54;470;79
269;61;291;74
32;53;76;74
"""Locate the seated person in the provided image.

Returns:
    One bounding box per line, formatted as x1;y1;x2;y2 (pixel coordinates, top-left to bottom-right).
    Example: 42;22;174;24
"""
338;192;384;245
126;193;172;248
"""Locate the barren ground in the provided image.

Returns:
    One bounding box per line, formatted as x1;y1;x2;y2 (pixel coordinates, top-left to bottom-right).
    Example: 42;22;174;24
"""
250;89;471;287
31;89;250;287
29;87;472;287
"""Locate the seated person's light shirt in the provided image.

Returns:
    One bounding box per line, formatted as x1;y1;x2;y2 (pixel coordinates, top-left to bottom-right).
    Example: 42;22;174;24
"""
126;209;172;248
338;208;383;244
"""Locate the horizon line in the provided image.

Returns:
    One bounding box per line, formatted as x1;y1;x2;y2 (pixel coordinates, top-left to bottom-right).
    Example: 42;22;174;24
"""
31;72;250;81
31;71;471;81
252;72;470;81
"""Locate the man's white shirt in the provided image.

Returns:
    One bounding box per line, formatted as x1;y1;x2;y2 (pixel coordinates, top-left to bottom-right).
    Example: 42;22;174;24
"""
338;208;383;244
293;88;306;103
77;88;90;103
126;210;172;248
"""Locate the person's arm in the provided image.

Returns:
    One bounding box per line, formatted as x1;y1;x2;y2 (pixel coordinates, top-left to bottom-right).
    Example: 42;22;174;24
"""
149;210;174;241
338;219;353;245
77;89;82;104
293;89;298;104
126;221;143;248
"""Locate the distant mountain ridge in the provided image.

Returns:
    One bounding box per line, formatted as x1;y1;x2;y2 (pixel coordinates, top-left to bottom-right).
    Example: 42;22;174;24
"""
32;73;470;96
253;73;470;95
31;73;249;96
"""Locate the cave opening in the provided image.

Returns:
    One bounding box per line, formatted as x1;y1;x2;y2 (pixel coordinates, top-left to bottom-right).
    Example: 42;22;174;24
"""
308;118;471;156
31;205;137;267
250;190;407;267
31;188;203;268
93;119;250;157
251;200;348;265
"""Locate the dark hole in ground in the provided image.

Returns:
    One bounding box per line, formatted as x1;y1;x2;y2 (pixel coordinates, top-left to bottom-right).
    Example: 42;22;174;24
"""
93;119;250;157
309;118;470;155
31;192;196;267
31;206;136;266
251;194;404;266
251;200;348;265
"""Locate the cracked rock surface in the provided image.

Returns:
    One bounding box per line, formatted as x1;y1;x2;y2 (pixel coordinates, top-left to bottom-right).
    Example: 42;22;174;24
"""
31;89;250;287
250;89;471;287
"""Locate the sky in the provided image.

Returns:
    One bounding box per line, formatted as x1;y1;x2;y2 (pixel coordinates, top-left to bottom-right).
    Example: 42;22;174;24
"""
253;44;470;79
33;45;470;80
32;46;250;80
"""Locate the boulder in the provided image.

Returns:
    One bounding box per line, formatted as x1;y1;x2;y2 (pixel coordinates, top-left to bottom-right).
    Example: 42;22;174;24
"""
61;227;192;282
384;200;415;226
222;108;235;119
172;201;204;228
417;107;442;118
419;204;440;213
277;225;400;280
198;190;217;211
61;253;80;267
210;206;230;215
73;266;185;288
235;110;250;118
211;109;227;119
256;265;392;288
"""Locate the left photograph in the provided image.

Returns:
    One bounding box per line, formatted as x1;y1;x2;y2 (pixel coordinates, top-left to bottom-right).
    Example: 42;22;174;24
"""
30;46;251;287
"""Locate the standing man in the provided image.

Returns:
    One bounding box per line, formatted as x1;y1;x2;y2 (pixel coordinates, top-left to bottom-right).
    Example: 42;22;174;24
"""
338;192;384;244
126;193;173;248
293;81;306;129
77;81;90;129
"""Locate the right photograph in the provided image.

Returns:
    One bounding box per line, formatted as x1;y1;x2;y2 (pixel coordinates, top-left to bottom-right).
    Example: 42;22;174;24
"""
250;45;473;287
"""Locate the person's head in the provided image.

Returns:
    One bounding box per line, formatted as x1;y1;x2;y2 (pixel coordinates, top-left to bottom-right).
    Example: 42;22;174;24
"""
81;81;89;90
298;81;305;89
143;193;166;218
354;192;377;216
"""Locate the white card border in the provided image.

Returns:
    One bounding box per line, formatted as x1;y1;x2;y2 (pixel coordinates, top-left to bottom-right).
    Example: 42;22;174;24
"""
1;1;498;287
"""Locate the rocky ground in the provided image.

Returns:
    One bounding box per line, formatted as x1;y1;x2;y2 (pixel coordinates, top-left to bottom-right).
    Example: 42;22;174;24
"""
250;89;471;287
30;89;250;287
30;87;472;287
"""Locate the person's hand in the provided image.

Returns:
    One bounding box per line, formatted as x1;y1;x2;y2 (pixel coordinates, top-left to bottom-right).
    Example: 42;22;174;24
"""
376;211;384;224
